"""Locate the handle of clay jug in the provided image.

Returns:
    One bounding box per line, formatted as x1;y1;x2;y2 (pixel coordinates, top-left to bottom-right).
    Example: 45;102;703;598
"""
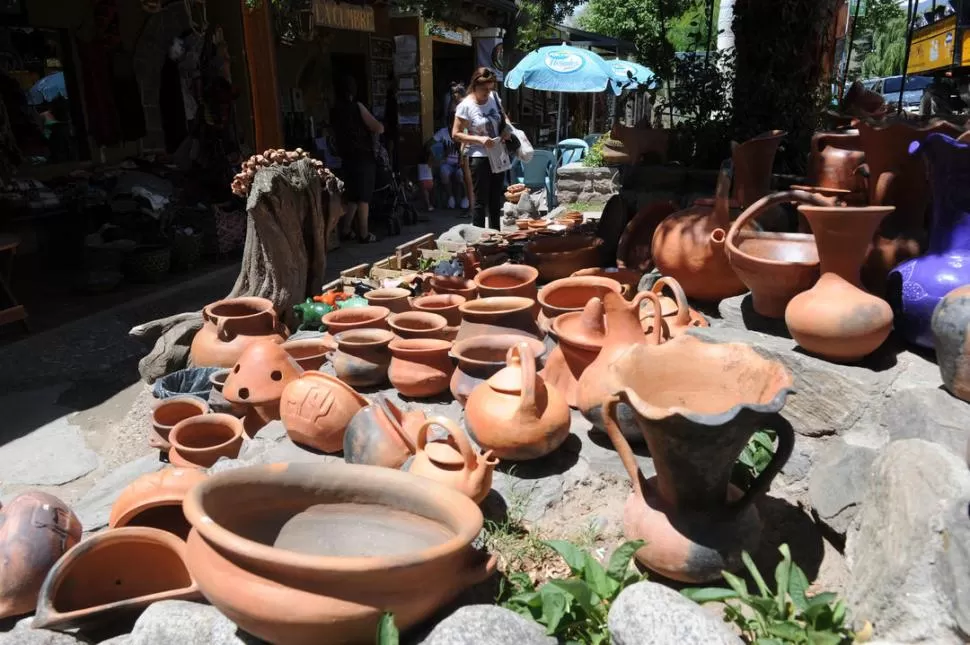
603;394;645;498
651;277;691;330
215;317;235;341
726;414;795;516
508;341;538;417
416;416;478;471
725;190;830;259
631;291;664;345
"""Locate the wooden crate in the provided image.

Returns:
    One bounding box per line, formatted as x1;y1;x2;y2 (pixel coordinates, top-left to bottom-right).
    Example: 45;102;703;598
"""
319;263;371;295
370;233;436;281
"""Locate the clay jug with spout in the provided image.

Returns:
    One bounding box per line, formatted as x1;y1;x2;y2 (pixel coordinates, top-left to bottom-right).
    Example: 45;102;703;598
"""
465;342;571;461
540;297;607;409
409;417;498;504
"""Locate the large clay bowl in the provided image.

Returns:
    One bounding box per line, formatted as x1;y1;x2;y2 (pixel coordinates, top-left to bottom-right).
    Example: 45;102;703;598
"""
151;395;209;451
169;414;245;469
455;297;541;342
282;338;332;371
322;307;391;335
109;468;209;540
524;235;604;282
182;463;495;645
388;312;448;340
363;288;412;314
537;276;624;326
729;232;820;318
411;294;466;327
474;264;539;300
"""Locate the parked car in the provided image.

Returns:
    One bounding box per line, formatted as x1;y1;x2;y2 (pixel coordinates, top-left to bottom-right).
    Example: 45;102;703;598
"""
872;75;933;112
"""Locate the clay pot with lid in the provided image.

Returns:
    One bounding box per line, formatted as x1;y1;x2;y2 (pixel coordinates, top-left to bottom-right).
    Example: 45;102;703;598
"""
451;335;547;407
322;306;391;335
571;267;642;299
388;338;455;398
281;371;370;453
189;297;288;368
344;395;424;469
332;328;394;387
541;297;607;409
725;190;828;318
465;342;571;461
410;417;498;504
363;288;412;314
455;297;541;342
169;414;245;469
33;526;200;631
388;311;448;340
150;395;208;451
282;337;332;371
473;264;539;302
537;276;625;330
223;340;304;437
638;277;708;337
109;468;208;539
430;276;478;300
181;462;495;645
785;205;895;362
0;492;81;620
412;294;465;326
524;234;604;282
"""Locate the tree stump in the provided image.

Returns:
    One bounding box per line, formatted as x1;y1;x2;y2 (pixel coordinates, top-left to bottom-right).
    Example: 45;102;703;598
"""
130;158;344;382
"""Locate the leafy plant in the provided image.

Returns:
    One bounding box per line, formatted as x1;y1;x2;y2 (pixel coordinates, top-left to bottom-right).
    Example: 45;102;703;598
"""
732;429;777;490
500;539;646;644
583;136;607;168
682;544;863;645
376;612;399;645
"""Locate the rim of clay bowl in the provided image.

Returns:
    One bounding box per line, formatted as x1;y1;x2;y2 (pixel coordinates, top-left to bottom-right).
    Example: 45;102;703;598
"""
474;264;539;290
364;288;412;301
388;311;448;335
537;276;622;310
152;395;209;431
204;296;275;321
388;337;453;354
458;296;534;317
333;328;396;347
450;334;546;365
412;294;467;310
322;306;391;327
109;468;209;529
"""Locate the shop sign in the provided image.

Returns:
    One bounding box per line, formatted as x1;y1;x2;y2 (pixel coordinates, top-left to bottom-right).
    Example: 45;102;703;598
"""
907;14;957;74
429;22;472;47
314;0;375;32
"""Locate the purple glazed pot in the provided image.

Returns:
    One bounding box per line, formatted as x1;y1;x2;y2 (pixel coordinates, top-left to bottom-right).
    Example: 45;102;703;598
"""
888;133;970;349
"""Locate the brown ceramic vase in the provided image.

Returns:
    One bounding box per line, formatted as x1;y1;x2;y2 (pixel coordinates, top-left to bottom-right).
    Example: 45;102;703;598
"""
524;235;604;282
450;335;547;407
455;297;541;342
616;200;680;272
189;297;288;369
388;311;448;340
409;417;498;504
638;276;709;337
332;328;394;387
282;337;332;371
411;294;466;326
388;338;455;398
363;288;412;314
151;395;209;451
109;468;209;540
541;298;607;409
343;395;424;469
280;371;370;453
169;413;245;469
223;340;304;437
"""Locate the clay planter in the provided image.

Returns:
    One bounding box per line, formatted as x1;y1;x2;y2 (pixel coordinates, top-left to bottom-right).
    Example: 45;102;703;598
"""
344;396;424;469
209;369;246;416
541;298;607;409
332;328;394;387
412;294;466;327
465;342;571;461
150;395;208;451
455;297;541;342
450;335;547;407
0;492;82;619
524;235;604;282
571;267;642;299
281;371;370;453
638;277;709;337
223;340;304;437
474;264;539;302
169;414;245;469
388;338;455;398
602;335;795;582
109;468;209;540
33;527;201;631
410;417;498;504
932;286;970;402
363;288;412;314
388;311;448;340
537;276;625;329
182;463;495;645
282;337;332;371
430;276;478;300
786;206;895;362
189;297;288;368
725;190;828;318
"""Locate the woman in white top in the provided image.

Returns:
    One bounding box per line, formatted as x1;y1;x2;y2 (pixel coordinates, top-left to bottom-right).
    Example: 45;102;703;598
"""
451;67;510;228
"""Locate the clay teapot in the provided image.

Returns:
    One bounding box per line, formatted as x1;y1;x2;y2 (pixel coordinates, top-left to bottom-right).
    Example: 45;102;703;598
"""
638;277;708;337
344;395;424;469
409;417;498;504
450;334;547;407
651;161;748;302
223;340;304;437
541;297;607;408
189;297;288;368
281;371;369;452
465;341;571;461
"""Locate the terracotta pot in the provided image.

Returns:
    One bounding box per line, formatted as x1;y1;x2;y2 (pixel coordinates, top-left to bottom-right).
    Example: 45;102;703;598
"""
282;337;332;371
602;335;795;582
151;395;208;451
182;463;495;645
32;527;201;630
571;267;642;299
450;335;547;407
109;468;209;539
0;492;81;620
331;328;394;387
455;297;541;342
638;276;709;337
281;371;370;453
169;414;245;469
731;130;786;209
411;294;465;327
208;369;246;416
537;276;625;330
786;206;894;362
189;297;288;369
344;396;424;468
804;130;866;198
615;201;680;273
474;264;540;302
410;417;498;504
516;218;531;230
524;235;604;282
223;340;304;437
388;338;455;398
541;298;606;409
932;286;970;402
388;311;448;340
725;190;828;318
363;288;412;314
430;276;478;300
322;306;392;338
465;341;571;461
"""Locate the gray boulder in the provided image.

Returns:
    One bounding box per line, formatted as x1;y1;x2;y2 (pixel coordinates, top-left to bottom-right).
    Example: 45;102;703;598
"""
846;439;970;644
608;581;742;644
420;605;554;645
0;618;91;644
123;600;262;644
883;388;970;459
808;440;878;536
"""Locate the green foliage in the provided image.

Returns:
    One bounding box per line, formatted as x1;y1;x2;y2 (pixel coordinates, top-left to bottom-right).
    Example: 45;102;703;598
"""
667;1;720;53
583;136;606;168
860;14;907;79
732;429;777;490
500;540;646;643
376;612;400;645
683;544;858;645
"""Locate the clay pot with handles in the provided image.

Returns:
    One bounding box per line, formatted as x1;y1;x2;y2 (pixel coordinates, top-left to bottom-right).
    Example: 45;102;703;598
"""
409;417;498;504
189;297;288;368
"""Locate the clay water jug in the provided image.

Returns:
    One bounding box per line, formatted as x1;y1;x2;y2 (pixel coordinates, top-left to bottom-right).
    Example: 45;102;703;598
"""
190;297;288;368
409;417;498;504
465;342;571;461
888;133;970;348
785;205;895;362
343;396;423;469
540;297;607;408
603;335;795;582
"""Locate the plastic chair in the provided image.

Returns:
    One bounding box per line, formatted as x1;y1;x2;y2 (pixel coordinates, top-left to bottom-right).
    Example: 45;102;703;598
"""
511;149;557;209
584;134;603;147
556;138;590;167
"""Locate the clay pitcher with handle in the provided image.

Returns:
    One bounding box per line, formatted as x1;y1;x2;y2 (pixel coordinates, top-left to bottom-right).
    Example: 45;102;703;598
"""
409;417;498;504
638;276;708;337
602;335;795;583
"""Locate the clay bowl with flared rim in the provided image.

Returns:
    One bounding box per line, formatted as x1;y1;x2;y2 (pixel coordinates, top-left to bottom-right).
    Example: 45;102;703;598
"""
322;306;391;335
456;297;541;341
168;414;245;469
109;468;209;540
151;395;209;450
537;276;625;320
281;337;332;371
430;276;479;300
388;311;449;340
728;231;820;318
363;288;413;314
181;462;496;645
473;264;540;299
571;267;643;299
411;294;466;327
524;234;605;282
32;527;201;631
208;369;229;392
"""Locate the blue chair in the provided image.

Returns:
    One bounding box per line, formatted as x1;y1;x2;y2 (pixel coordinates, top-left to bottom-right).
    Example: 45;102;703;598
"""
556;138;590;166
511;149;557;209
584;134;603;147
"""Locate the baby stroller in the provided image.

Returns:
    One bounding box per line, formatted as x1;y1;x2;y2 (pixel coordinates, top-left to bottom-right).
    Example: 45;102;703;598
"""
370;142;418;236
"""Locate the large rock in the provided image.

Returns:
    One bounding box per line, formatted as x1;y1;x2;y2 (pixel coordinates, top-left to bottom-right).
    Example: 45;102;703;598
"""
0;618;91;644
420;605;554;645
882;388;970;459
608;581;742;645
122;600;261;644
808;440;877;536
846;440;970;643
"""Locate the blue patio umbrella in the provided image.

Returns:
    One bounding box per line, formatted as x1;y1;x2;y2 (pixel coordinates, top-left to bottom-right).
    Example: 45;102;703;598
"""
27;72;67;105
608;60;656;89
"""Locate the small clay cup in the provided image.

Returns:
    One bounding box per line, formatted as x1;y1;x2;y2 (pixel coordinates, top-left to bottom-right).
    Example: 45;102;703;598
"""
388;311;449;340
151;395;209;451
332;328;395;387
363;288;412;314
282;337;331;371
169;413;245;469
322;306;391;334
412;294;466;327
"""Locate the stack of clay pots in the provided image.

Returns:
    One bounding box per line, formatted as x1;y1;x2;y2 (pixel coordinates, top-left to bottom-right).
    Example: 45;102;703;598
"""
505;183;528;204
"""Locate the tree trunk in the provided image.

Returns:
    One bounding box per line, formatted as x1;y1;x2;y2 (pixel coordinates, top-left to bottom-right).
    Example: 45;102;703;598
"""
717;0;734;53
130;159;344;382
